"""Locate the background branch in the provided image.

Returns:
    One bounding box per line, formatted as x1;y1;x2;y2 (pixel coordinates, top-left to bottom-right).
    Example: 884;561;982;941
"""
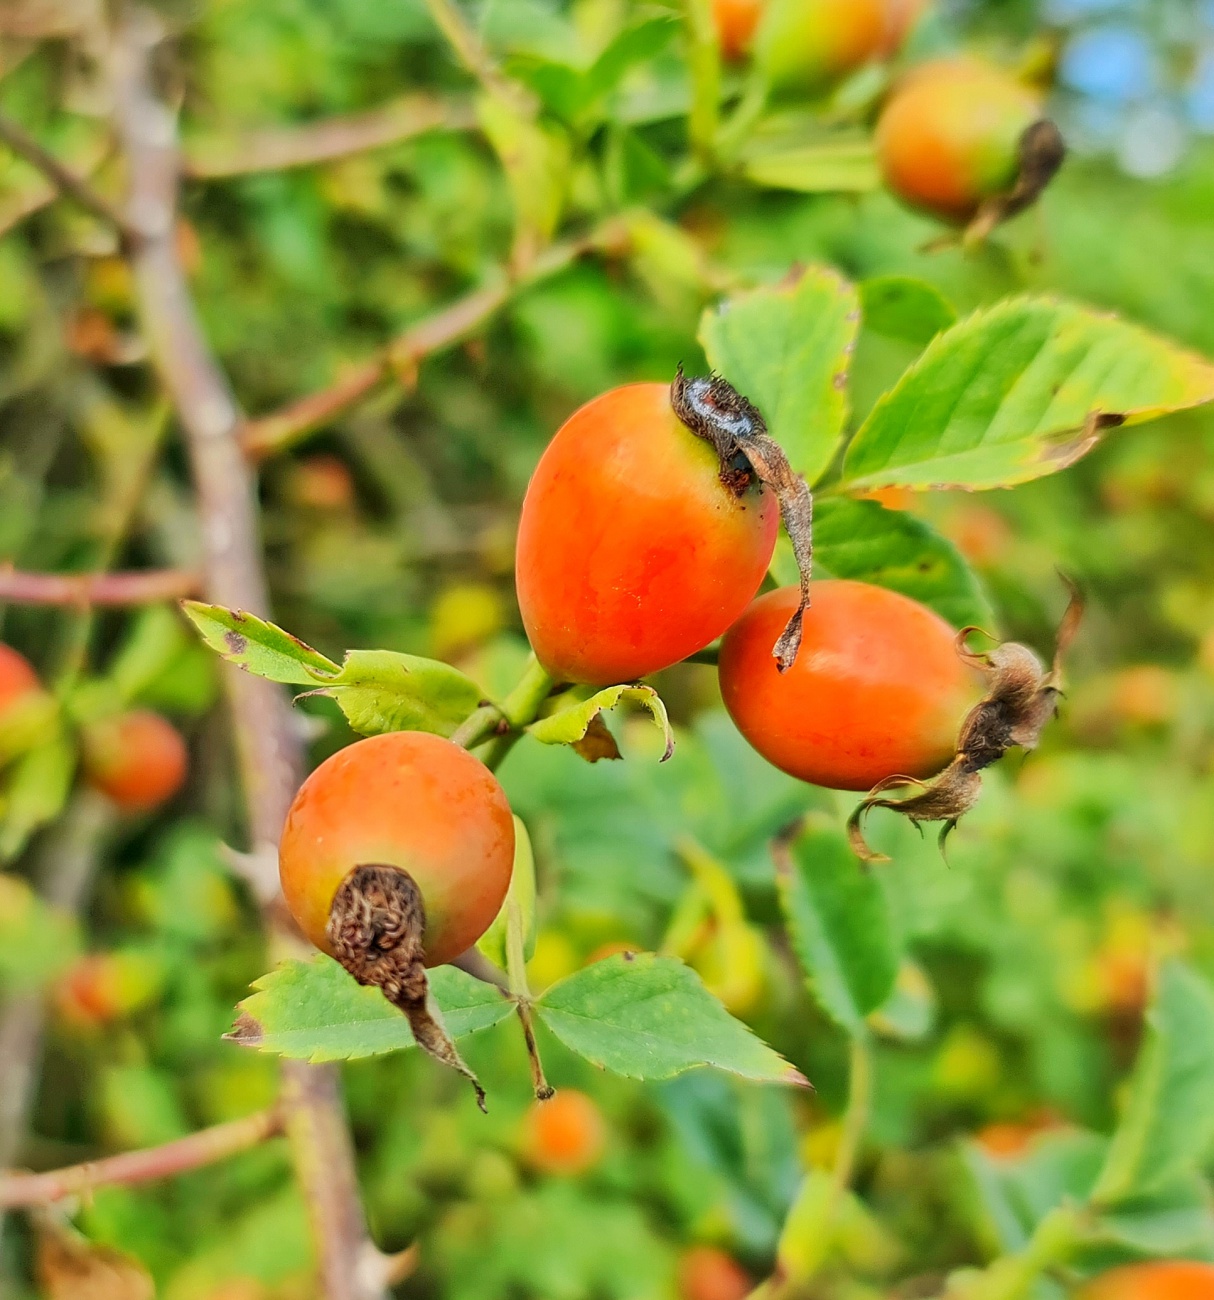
109;12;387;1299
0;566;200;607
0;1108;283;1209
183;94;476;178
0;111;130;237
241;223;621;462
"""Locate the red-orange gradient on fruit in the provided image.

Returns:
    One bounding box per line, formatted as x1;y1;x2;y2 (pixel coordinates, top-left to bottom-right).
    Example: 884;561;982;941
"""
877;58;1043;222
278;731;515;967
0;643;40;716
719;581;980;790
82;710;188;812
678;1246;753;1300
713;0;762;60
516;383;778;687
1078;1262;1214;1300
522;1089;607;1175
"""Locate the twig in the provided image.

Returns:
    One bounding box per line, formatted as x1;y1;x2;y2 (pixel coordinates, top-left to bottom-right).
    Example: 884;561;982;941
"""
0;1108;283;1209
240;227;618;462
183;94;476;179
0;565;200;607
109;12;387;1300
421;0;536;115
0;111;131;238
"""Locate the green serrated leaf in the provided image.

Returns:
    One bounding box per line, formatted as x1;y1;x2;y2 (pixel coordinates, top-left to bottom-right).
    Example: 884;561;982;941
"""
0;873;80;989
842;296;1214;491
536;952;805;1085
229;955;513;1063
742;137;879;194
859;276;957;347
0;735;76;862
316;649;484;738
700;265;860;484
478;815;536;969
773;816;899;1035
1092;960;1214;1205
527;684;674;762
181;602;338;685
773;496;993;630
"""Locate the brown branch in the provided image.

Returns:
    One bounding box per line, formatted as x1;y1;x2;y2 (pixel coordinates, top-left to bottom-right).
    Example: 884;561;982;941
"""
240;225;620;462
183;94;476;179
0;565;200;607
0;1108;283;1209
109;12;388;1300
0;112;130;238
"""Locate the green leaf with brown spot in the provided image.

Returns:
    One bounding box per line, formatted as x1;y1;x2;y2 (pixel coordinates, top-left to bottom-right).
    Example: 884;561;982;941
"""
536;952;807;1086
842;296;1214;491
181;602;338;685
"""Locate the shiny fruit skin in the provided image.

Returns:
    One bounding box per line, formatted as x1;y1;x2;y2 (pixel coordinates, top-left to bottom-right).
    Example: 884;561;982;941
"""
278;731;514;968
0;644;40;717
718;581;980;791
877;58;1044;222
1078;1262;1214;1300
516;384;778;687
757;0;888;92
678;1246;753;1300
82;710;188;812
714;0;763;60
522;1089;607;1175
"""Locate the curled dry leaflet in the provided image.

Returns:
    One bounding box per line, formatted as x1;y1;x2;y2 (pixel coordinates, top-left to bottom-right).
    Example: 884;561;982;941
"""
848;578;1085;863
671;367;814;671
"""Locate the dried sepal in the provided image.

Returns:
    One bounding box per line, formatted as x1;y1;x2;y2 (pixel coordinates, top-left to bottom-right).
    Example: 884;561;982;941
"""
671;367;813;671
327;863;487;1110
964;119;1067;246
848;580;1084;863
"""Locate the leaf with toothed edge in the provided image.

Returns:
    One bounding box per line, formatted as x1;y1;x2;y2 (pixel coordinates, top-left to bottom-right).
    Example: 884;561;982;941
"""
699;264;860;485
183;605;484;736
227;956;513;1063
842;296;1214;492
181;602;338;685
536;952;807;1086
526;684;674;762
312;649;485;738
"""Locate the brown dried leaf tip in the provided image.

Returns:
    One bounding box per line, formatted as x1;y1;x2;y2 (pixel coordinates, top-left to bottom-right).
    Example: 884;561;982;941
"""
848;577;1084;864
671;366;814;671
327;863;487;1110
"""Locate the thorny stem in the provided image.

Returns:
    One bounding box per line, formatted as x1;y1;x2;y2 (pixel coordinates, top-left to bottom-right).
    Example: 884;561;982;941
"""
421;0;537;117
183;94;476;179
109;12;387;1299
0;566;200;607
0;1108;284;1209
0;111;132;238
327;864;488;1110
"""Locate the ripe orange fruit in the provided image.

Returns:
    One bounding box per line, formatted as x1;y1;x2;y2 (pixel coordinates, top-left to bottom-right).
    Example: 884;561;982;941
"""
1077;1262;1214;1300
82;710;188;812
516;383;777;686
678;1246;753;1300
877;57;1047;222
719;581;980;790
522;1089;607;1175
278;731;515;967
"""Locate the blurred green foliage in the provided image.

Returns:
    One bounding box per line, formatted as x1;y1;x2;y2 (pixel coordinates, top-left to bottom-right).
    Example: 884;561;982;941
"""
3;0;1214;1298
